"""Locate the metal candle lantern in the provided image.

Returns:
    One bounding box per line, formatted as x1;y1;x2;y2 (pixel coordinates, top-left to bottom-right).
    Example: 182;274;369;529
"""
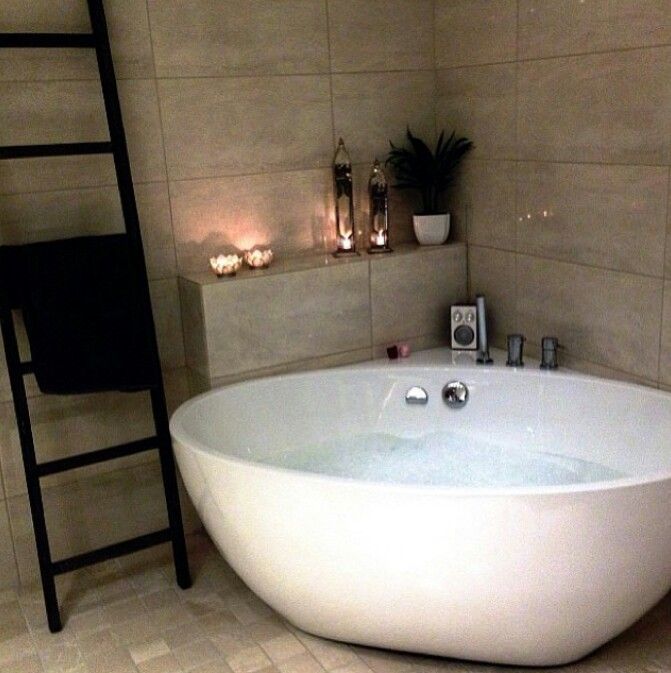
368;158;392;253
333;138;358;256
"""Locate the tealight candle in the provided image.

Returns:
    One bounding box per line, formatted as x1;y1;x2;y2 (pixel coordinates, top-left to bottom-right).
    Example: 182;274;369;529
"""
209;253;242;277
337;235;354;252
244;248;274;270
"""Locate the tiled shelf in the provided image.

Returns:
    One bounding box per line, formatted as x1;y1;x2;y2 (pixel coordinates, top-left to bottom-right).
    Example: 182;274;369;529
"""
180;242;464;287
179;243;467;388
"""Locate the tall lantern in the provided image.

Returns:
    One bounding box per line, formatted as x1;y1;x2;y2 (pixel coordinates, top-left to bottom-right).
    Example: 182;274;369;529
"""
368;159;391;254
333;138;357;256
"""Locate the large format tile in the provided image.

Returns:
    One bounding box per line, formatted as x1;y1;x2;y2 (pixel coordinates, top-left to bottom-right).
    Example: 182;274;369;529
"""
0;78;166;184
0;185;125;245
519;0;671;59
516;255;663;380
435;0;517;68
518;48;671;165
149;278;186;370
0;155;116;197
158;76;333;181
517;162;668;276
659;281;671;385
332;71;436;165
148;0;328;77
436;64;517;160
370;244;467;344
467;246;516;347
0;80;107;148
0;502;17;588
328;0;433;73
0;391;154;498
7;462;200;586
0;0;154;79
118;79;168;184
170;169;333;274
450;159;516;250
198;263;372;378
136;183;177;282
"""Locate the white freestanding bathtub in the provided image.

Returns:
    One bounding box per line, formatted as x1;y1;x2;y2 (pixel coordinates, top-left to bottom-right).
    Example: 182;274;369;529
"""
170;349;671;666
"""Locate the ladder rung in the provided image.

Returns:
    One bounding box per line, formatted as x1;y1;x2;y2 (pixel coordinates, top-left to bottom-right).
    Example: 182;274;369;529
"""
0;33;96;49
36;436;159;477
0;142;113;161
19;361;34;375
51;528;172;575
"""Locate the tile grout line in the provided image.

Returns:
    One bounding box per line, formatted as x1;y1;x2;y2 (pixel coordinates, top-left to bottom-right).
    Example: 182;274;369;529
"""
468;242;669;283
655;166;671;385
324;0;337;151
433;39;671;72
143;0;189;366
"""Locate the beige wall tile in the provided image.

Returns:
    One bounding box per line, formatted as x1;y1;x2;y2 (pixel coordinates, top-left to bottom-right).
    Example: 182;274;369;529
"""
0;502;17;588
0;0;154;79
118;79;168;184
0;80;107;148
0;78;166;184
450;159;516;250
6;461;199;586
518;48;671;165
0;183;173;278
0;391;154;498
150;278;186;370
208;348;373;390
148;0;328;77
370;244;467;344
0;186;124;245
658;282;671;385
519;0;671;59
435;0;517;68
170;170;333;274
0;155;116;196
516;255;663;380
332;71;436;165
0;48;97;82
136;183;177;281
328;0;434;72
179;279;209;379
158;76;333;181
436;64;517;160
468;246;517;347
517;162;668;276
202;263;372;378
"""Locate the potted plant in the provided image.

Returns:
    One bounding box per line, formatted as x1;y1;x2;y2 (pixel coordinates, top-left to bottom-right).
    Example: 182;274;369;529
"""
386;127;473;245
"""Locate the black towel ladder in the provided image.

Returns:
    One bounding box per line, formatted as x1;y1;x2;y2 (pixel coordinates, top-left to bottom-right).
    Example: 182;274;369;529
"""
0;0;191;632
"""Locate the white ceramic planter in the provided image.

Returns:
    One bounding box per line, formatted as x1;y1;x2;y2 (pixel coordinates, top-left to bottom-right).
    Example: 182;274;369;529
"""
412;213;450;245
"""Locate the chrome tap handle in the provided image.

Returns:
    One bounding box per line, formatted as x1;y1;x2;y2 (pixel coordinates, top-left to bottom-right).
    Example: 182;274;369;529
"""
540;336;560;370
506;334;525;367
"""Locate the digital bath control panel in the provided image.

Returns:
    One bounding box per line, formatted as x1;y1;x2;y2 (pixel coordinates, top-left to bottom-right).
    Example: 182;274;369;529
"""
450;304;478;351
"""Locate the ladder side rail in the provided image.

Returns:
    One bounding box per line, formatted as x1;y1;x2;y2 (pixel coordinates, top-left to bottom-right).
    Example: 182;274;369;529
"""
0;308;62;632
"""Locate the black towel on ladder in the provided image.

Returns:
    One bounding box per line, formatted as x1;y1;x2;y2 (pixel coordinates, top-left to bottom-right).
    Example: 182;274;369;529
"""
0;234;155;395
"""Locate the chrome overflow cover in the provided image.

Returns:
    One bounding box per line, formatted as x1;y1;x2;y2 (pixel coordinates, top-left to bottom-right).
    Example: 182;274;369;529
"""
405;386;429;405
442;381;469;408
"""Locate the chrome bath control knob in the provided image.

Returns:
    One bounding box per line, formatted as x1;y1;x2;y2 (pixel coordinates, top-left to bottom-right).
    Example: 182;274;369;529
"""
442;381;469;408
405;386;429;405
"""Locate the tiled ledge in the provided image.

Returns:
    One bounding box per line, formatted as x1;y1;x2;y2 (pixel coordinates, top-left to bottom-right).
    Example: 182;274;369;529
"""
179;243;464;286
179;243;467;387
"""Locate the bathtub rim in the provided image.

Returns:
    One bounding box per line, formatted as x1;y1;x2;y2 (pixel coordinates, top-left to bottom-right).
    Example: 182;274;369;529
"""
170;361;671;498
